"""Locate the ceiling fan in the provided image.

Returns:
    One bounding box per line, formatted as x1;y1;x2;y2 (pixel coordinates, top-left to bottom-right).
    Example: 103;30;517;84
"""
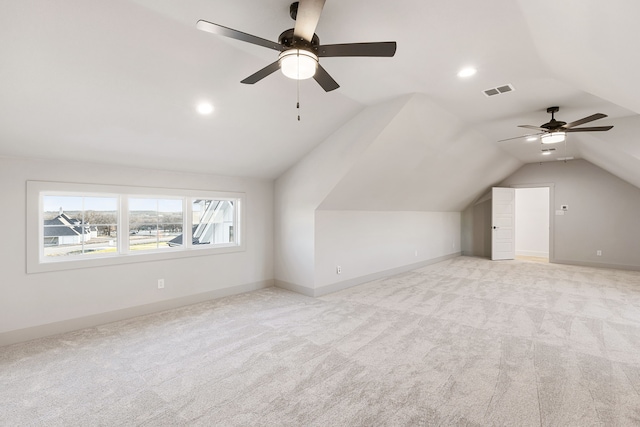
196;0;397;92
500;106;614;143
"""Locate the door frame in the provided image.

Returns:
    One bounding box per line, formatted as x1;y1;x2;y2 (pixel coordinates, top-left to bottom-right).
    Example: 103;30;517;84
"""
509;183;555;263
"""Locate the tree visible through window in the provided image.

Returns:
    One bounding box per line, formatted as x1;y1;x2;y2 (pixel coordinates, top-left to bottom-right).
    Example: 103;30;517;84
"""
129;198;183;251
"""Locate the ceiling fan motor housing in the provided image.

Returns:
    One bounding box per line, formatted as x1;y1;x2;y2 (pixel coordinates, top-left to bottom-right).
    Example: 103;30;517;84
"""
279;28;320;53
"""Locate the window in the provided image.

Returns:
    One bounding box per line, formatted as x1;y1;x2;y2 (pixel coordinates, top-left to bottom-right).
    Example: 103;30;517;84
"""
27;181;245;273
192;199;235;246
43;195;118;258
129;198;183;251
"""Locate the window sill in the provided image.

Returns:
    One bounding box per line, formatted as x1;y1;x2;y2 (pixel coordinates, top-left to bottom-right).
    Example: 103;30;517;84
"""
29;243;245;274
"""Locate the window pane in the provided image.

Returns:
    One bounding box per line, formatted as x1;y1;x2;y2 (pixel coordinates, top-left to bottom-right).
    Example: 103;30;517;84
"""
129;198;183;251
192;199;235;245
43;195;118;258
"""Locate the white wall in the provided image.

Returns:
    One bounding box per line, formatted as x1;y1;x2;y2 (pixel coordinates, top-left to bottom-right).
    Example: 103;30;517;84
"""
315;211;460;290
274;96;410;292
0;156;274;344
515;187;549;258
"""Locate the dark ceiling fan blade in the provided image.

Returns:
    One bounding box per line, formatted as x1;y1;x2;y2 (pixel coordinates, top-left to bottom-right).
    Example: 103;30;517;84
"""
497;133;543;142
313;64;339;92
518;125;546;131
564;126;614;132
562;113;607;129
240;61;281;84
293;0;326;42
318;42;397;57
196;20;283;51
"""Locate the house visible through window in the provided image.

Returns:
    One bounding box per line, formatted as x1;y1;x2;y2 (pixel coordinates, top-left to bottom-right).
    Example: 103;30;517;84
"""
191;199;235;245
43;195;118;258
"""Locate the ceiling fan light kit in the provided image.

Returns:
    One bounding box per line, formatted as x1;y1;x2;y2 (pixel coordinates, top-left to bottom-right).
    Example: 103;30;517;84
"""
279;49;318;80
540;132;565;144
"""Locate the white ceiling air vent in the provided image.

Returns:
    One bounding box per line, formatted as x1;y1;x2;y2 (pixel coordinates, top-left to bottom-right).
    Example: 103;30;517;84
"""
483;84;515;97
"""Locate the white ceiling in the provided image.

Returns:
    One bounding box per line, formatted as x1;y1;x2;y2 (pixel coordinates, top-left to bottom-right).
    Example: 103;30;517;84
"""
1;0;639;186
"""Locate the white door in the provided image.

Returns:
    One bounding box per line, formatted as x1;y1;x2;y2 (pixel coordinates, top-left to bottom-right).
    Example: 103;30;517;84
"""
492;187;515;260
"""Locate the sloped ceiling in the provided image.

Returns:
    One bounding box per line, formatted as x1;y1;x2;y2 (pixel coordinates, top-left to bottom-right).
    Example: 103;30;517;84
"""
1;0;639;195
517;0;640;116
318;94;522;211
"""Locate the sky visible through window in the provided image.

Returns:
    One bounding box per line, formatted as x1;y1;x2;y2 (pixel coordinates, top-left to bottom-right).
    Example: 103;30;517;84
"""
44;196;116;212
43;196;183;212
129;198;182;213
42;196;118;212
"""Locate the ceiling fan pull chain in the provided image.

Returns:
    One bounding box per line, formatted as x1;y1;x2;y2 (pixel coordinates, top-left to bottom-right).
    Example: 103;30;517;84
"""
297;77;301;121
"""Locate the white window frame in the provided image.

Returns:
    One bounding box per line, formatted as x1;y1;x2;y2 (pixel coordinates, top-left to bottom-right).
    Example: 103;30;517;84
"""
27;181;245;274
188;198;238;249
124;195;186;255
42;191;121;259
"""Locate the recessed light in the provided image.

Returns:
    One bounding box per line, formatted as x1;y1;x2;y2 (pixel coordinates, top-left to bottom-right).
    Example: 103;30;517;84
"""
526;136;538;142
457;67;477;78
541;151;551;156
197;102;214;115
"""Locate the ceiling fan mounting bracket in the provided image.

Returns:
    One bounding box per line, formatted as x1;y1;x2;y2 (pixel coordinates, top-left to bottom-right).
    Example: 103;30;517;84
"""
542;106;565;130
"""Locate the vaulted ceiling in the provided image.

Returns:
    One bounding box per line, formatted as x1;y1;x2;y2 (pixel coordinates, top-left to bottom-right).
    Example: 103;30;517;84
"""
1;0;639;193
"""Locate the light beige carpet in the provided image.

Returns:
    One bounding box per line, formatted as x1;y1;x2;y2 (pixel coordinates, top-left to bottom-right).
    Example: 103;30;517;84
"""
515;255;548;263
2;256;640;426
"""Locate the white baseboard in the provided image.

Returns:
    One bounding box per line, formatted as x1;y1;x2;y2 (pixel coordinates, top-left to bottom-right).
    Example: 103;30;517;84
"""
274;253;461;298
553;259;640;272
314;253;461;297
273;280;315;297
0;279;274;347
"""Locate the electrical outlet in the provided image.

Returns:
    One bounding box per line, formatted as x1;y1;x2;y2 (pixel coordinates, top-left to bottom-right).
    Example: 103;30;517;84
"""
336;266;341;274
158;279;165;289
596;250;602;256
